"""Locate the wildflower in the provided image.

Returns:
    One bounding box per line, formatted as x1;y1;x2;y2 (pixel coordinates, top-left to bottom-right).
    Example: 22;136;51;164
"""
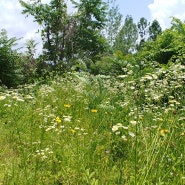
74;127;80;130
152;74;158;79
129;132;135;137
117;123;123;127
60;125;65;129
105;150;110;154
4;104;11;107
130;120;137;126
112;123;128;133
160;129;169;137
122;126;128;130
16;98;25;102
45;125;55;132
112;125;119;132
0;95;6;100
45;127;52;132
115;131;120;135
117;75;127;79
48;151;53;154
91;109;98;113
121;135;127;141
25;95;34;99
71;129;76;134
63;116;72;122
64;104;71;108
179;117;185;121
55;117;62;123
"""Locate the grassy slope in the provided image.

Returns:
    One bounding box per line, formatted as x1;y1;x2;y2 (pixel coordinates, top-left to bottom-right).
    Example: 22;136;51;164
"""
0;62;185;184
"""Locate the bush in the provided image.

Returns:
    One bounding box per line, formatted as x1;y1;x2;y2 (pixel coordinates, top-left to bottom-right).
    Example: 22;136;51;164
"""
91;53;135;76
137;18;185;65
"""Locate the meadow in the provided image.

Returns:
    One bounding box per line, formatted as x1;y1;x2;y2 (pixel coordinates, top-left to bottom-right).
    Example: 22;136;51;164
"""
0;61;185;184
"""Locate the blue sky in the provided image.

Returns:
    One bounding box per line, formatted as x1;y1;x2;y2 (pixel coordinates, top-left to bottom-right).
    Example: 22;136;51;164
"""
1;0;185;53
116;0;153;22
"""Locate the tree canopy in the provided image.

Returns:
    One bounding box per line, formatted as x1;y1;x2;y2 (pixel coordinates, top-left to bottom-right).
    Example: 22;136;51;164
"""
113;15;138;55
1;1;185;87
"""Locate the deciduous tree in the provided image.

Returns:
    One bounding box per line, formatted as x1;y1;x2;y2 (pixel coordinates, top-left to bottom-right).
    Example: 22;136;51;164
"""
148;19;162;41
20;0;108;70
0;29;20;87
137;17;149;50
71;0;108;61
20;0;72;66
105;1;122;47
114;15;138;55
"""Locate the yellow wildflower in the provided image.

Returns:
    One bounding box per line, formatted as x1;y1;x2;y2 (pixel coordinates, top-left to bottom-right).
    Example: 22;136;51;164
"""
55;117;61;123
64;104;71;108
160;129;169;137
91;109;98;113
71;129;76;134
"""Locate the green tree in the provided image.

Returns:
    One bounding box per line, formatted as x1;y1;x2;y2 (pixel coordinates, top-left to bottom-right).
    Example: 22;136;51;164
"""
171;17;185;36
0;29;20;87
137;17;149;50
114;15;138;55
148;19;162;41
105;1;122;47
72;0;108;61
20;0;108;71
19;39;39;83
137;19;183;64
19;0;70;65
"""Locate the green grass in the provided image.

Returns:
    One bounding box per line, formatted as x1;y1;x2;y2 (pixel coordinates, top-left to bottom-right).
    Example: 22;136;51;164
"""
0;62;185;184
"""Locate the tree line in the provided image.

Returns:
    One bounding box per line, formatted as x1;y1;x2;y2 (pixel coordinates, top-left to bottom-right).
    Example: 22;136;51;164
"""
0;0;184;88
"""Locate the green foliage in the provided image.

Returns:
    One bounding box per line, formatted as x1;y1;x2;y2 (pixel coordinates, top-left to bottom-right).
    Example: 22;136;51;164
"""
171;17;185;36
20;0;70;65
18;39;38;83
90;55;115;75
71;58;87;72
137;18;185;64
105;1;122;46
148;19;162;41
0;29;21;87
20;0;108;71
137;17;149;39
90;52;136;76
137;17;149;50
72;0;108;60
114;15;138;55
137;29;176;64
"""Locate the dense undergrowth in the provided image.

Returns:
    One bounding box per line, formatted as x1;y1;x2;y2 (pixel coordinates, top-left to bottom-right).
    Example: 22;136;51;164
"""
0;61;185;184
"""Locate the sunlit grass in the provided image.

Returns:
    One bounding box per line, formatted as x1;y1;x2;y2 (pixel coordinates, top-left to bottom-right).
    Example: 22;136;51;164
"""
0;62;184;184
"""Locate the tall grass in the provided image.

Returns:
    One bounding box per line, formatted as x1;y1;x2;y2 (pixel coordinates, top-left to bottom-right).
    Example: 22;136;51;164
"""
0;62;184;184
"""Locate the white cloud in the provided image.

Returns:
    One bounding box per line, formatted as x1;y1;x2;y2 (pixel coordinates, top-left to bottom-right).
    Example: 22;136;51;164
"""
0;0;40;51
0;0;77;54
148;0;185;29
